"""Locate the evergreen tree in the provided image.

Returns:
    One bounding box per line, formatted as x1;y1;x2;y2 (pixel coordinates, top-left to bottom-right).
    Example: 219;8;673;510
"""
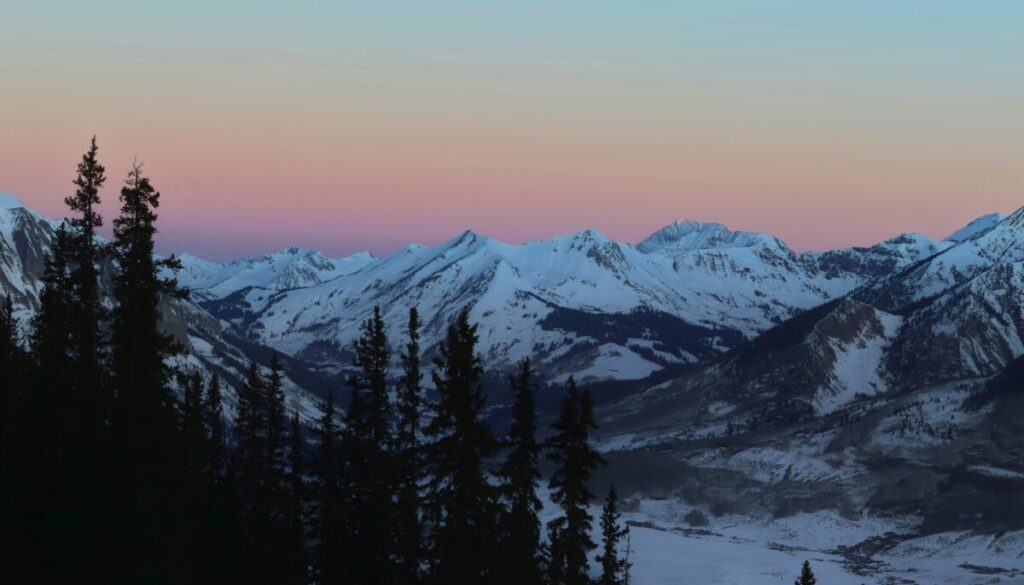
29;226;76;387
16;224;80;582
0;295;20;367
546;378;605;585
64;136;108;430
180;369;209;479
424;307;500;585
284;410;309;585
0;295;24;456
794;560;817;585
108;160;189;582
197;373;239;584
340;306;395;584
394;307;423;585
204;375;228;480
266;353;288;474
44;140;113;582
0;294;26;542
234;362;268;491
231;357;299;585
596;484;630;585
110;160;184;418
312;390;344;585
496;358;544;585
232;361;274;581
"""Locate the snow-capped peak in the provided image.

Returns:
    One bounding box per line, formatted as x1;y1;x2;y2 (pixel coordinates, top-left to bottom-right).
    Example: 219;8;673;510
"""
636;219;783;254
944;212;1005;243
0;193;29;211
1004;205;1024;228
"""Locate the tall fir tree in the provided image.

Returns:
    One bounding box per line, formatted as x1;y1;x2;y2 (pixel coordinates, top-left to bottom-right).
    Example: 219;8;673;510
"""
204;375;228;480
284;410;309;585
195;372;239;585
0;294;26;536
794;560;817;585
266;353;288;476
312;390;344;585
29;226;76;388
0;295;24;451
110;160;184;418
596;484;630;585
340;306;396;584
14;224;78;582
108;160;189;582
424;307;501;585
232;361;274;582
394;307;424;585
547;378;605;585
0;295;21;369
496;358;544;585
179;369;209;479
59;140;112;577
64;136;108;429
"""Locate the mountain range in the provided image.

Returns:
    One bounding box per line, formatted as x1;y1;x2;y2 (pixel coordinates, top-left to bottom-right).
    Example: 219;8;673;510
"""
4;191;1024;580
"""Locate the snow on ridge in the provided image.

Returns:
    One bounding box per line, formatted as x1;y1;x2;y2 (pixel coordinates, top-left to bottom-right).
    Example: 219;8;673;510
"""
636;219;784;254
0;193;27;210
944;212;1005;243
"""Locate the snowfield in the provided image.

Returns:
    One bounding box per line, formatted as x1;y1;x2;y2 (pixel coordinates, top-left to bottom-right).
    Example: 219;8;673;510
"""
610;500;1024;585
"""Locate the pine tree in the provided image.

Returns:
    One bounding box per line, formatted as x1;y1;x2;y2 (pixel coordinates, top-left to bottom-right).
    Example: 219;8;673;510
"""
233;361;273;581
204;375;228;480
180;369;209;479
108;160;189;582
263;353;295;583
110;160;184;419
197;373;238;584
47;140;112;582
284;410;309;585
312;390;343;585
794;560;817;585
64;136;108;430
546;378;605;585
16;224;79;582
496;358;544;585
266;353;288;473
29;226;76;387
0;295;24;448
424;307;501;585
0;294;25;525
340;306;395;584
0;295;20;367
596;484;630;585
394;307;423;584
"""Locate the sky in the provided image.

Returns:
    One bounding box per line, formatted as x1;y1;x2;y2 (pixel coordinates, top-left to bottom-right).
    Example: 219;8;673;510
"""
1;1;1022;261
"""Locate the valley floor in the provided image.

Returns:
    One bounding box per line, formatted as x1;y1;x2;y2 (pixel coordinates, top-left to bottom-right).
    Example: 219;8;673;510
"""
615;501;1024;585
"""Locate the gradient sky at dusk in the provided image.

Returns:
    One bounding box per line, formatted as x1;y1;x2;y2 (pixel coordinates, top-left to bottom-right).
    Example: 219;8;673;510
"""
2;1;1022;260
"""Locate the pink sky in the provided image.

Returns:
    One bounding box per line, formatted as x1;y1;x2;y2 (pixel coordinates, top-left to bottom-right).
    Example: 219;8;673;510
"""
2;2;1021;260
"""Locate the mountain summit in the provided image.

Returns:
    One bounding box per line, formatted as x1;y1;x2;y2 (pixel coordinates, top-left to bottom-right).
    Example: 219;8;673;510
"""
636;219;783;254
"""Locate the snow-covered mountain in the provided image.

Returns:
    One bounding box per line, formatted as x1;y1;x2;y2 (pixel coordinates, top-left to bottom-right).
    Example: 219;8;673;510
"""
591;207;1024;571
176;247;376;301
185;218;951;383
4;192;1022;396
0;194;58;316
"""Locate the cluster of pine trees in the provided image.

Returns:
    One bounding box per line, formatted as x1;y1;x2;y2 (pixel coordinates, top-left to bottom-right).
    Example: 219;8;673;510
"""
0;138;632;585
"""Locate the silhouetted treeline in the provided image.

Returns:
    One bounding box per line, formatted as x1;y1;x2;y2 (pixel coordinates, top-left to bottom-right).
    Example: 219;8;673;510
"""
0;138;631;585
